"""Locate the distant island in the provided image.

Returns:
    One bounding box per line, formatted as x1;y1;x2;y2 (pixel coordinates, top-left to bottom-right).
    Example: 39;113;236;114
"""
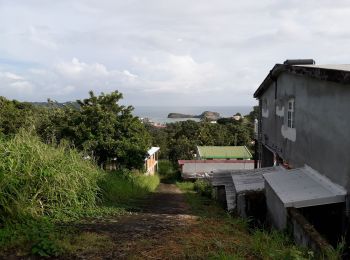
168;111;220;121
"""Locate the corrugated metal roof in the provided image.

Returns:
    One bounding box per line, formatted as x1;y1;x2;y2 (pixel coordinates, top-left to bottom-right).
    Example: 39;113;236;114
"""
231;167;285;193
197;146;252;159
264;165;346;208
178;159;254;165
209;167;282;211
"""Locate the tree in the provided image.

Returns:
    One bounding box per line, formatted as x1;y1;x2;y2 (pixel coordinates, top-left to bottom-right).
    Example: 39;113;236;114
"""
245;106;259;123
146;124;169;159
0;97;42;136
146;107;260;164
168;136;196;163
74;91;151;169
41;91;151;169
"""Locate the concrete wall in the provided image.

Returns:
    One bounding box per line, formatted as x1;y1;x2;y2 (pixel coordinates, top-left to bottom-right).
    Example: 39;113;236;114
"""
236;191;266;225
260;72;350;190
182;162;254;174
265;180;287;229
266;181;335;253
287;208;332;254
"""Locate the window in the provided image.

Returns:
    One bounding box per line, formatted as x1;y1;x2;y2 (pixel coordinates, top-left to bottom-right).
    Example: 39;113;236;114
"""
287;99;295;128
262;99;268;111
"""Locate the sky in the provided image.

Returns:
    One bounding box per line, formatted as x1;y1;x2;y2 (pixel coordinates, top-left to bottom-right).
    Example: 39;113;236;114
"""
1;0;350;106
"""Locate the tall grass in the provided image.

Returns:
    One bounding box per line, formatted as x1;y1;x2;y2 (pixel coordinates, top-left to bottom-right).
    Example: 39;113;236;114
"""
177;181;317;259
0;131;102;220
0;131;160;256
158;160;180;183
100;170;159;205
194;179;212;197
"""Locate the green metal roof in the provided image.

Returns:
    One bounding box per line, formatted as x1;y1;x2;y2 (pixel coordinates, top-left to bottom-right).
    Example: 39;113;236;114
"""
197;146;252;159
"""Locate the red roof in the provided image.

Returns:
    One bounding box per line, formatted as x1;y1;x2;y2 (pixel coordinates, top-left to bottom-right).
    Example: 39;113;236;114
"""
178;159;254;165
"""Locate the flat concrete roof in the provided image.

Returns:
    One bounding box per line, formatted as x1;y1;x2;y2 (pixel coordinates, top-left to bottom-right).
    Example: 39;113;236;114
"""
263;166;346;208
231;167;284;193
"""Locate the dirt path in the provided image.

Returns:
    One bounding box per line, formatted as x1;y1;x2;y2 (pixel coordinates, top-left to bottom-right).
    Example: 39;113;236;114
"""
68;183;197;259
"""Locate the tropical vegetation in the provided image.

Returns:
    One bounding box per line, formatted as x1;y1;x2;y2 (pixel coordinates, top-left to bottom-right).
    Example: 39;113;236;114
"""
146;106;258;164
0;91;157;256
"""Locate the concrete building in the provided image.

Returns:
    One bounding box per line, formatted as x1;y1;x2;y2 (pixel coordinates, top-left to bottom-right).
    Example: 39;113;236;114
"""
178;159;254;179
209;167;282;218
179;146;253;179
232;114;243;121
254;59;350;248
145;147;160;175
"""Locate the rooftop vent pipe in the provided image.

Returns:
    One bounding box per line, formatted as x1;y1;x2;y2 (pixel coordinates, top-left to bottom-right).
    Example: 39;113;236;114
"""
283;59;315;65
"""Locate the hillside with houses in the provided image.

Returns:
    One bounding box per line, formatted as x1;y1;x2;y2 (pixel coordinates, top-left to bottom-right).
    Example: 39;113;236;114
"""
2;1;350;259
1;59;349;259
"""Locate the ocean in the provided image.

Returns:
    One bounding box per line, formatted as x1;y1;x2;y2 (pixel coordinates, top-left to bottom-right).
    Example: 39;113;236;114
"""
133;106;254;123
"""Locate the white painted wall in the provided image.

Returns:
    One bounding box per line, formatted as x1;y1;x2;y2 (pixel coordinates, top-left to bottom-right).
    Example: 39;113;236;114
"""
182;162;254;174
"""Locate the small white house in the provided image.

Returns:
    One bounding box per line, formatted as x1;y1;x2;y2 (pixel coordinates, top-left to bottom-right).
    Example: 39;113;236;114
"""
145;147;160;175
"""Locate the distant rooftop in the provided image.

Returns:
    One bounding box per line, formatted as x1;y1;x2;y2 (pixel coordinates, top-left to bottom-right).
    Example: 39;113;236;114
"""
178;159;254;165
147;147;160;156
197;146;252;159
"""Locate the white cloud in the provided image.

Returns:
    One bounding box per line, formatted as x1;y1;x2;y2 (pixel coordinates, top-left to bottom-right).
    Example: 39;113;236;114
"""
0;72;23;81
0;71;33;98
29;25;58;50
55;58;109;78
130;54;221;93
1;0;350;105
122;70;138;79
10;81;33;92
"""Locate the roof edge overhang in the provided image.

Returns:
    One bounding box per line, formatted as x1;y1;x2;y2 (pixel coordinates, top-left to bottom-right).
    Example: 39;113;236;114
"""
253;64;284;98
254;64;350;98
263;165;346;209
147;147;160;156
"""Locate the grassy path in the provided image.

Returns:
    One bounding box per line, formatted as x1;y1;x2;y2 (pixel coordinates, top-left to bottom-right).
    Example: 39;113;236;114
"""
58;183;198;259
3;179;328;259
52;180;322;259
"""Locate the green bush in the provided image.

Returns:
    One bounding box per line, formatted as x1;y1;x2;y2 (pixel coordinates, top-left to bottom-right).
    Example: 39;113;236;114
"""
194;179;212;197
157;160;180;182
0;131;102;220
0;218;63;257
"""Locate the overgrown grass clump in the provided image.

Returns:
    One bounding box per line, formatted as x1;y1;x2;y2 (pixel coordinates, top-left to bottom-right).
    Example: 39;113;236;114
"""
100;169;160;205
176;181;317;259
193;179;212;197
0;131;102;220
0;131;160;257
157;160;180;183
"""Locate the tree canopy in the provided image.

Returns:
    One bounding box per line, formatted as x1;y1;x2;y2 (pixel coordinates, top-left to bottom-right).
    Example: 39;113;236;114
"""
0;91;151;169
147;114;254;164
